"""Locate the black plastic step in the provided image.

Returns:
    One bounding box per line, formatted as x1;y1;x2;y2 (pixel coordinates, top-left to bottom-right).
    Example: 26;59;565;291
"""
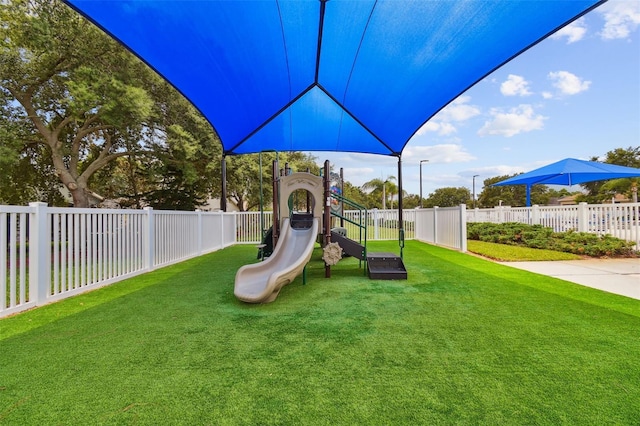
367;252;407;280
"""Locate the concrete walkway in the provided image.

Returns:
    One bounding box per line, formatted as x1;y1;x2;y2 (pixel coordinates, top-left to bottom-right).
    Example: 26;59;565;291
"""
501;258;640;301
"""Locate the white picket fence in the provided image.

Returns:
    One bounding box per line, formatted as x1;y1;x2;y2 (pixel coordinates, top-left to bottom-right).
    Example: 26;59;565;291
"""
1;203;466;318
467;202;640;247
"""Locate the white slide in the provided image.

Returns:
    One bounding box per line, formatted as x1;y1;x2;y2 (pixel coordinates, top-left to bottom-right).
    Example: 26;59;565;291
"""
234;217;319;303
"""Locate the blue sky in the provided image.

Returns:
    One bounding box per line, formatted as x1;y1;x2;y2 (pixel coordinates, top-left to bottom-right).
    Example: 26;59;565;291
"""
312;0;639;200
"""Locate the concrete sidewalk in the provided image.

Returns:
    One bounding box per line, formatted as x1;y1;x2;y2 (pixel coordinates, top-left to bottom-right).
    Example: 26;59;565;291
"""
500;258;640;300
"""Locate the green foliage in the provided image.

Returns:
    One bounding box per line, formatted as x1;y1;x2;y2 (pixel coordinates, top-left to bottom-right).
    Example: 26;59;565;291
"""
226;152;319;211
361;176;398;209
467;222;637;257
579;147;640;203
1;0;220;208
342;181;369;208
477;174;551;207
424;186;471;208
402;193;420;209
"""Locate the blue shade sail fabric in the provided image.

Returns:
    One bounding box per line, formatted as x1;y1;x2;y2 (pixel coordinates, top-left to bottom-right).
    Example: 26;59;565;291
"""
64;0;605;156
493;158;640;206
494;158;640;187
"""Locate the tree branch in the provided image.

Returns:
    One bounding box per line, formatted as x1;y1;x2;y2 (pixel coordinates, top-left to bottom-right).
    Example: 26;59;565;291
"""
7;87;54;147
80;150;153;182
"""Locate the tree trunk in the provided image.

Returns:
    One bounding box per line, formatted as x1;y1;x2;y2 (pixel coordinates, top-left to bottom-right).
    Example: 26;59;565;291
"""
67;182;90;208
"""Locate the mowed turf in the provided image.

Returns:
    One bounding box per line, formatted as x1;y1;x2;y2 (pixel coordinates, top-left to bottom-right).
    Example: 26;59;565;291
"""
1;241;639;425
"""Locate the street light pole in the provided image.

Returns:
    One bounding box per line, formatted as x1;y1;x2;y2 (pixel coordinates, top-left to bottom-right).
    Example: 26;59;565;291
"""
472;174;479;209
419;160;428;208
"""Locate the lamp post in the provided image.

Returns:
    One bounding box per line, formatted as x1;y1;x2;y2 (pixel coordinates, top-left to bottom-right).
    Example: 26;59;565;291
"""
472;174;479;209
419;160;429;208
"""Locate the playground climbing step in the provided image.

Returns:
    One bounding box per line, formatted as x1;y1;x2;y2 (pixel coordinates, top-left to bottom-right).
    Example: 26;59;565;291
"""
367;252;407;280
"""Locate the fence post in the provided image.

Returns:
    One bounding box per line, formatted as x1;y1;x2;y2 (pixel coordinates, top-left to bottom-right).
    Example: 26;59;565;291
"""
144;207;155;271
196;209;203;255
433;206;439;245
219;211;226;247
233;211;238;245
29;202;50;305
531;205;540;225
373;209;379;240
459;204;467;252
577;202;588;232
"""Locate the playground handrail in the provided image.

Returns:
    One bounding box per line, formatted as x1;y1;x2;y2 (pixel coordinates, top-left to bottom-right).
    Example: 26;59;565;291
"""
330;192;368;248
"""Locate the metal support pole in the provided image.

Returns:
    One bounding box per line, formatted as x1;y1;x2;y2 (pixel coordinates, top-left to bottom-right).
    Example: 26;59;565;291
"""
419;159;428;208
259;153;264;240
472;174;479;209
306;167;311;213
340;167;344;227
324;160;331;278
398;155;404;259
272;159;279;249
221;154;227;212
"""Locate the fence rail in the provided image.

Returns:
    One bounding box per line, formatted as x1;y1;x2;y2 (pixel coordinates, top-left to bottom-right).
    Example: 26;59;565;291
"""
2;203;466;318
468;202;640;248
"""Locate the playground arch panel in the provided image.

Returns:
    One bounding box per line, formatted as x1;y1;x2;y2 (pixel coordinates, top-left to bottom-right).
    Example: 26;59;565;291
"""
279;173;324;225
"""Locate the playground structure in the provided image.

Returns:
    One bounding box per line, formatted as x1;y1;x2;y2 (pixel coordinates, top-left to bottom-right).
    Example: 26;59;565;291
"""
234;160;407;304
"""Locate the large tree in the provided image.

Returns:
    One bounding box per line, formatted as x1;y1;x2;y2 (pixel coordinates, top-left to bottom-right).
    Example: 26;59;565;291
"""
423;187;471;208
225;152;319;212
477;175;550;207
0;0;166;207
579;146;640;203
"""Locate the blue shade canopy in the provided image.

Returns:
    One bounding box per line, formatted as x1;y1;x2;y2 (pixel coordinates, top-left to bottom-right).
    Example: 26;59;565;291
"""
493;158;640;187
64;0;605;156
493;158;640;206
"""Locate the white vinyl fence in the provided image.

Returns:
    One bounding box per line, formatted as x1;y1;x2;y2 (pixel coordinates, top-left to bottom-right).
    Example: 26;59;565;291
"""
468;202;640;247
1;203;235;318
414;205;467;252
2;203;467;318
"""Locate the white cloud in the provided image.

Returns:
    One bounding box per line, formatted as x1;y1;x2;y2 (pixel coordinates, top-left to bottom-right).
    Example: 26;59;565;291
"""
340;167;375;184
597;1;640;40
500;74;532;96
403;144;476;164
416;121;456;136
438;96;482;121
548;71;591;95
550;18;588;43
416;96;480;136
541;91;553;99
468;164;527;177
478;104;547;137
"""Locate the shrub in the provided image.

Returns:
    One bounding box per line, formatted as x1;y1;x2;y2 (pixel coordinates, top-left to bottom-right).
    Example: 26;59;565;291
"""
467;222;637;258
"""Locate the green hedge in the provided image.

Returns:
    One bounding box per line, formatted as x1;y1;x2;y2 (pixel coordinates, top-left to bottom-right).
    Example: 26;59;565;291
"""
467;222;638;257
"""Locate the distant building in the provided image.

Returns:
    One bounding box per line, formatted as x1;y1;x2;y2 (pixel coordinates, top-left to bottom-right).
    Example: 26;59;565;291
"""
607;194;632;204
549;195;578;206
202;198;241;212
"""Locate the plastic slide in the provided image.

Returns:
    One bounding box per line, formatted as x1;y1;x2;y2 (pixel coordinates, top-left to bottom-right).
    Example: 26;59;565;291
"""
234;217;319;303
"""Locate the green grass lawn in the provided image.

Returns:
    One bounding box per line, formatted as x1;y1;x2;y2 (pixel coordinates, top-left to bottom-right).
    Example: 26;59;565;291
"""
467;240;583;261
1;241;639;424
